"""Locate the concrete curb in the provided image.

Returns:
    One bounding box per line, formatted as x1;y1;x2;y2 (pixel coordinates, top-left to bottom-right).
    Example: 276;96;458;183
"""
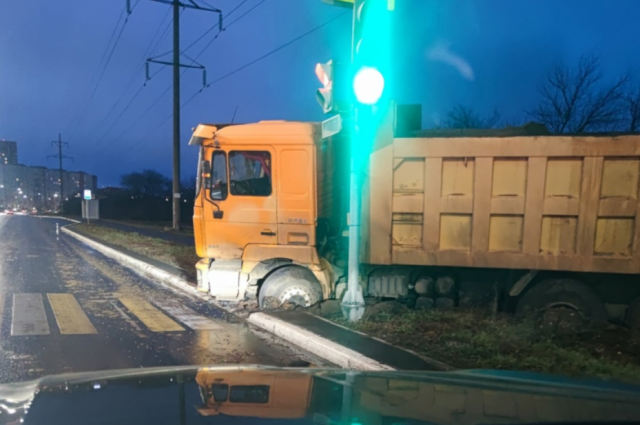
35;215;81;224
247;312;395;371
61;225;210;302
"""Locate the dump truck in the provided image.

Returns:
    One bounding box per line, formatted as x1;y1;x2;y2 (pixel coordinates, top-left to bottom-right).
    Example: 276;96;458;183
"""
189;112;640;326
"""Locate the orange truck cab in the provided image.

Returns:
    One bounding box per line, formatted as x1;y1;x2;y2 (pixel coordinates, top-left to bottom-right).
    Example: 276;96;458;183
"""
189;121;342;307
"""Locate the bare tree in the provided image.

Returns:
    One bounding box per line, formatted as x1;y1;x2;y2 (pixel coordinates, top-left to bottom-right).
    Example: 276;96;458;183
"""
442;104;501;129
121;169;170;198
624;84;640;132
527;56;628;133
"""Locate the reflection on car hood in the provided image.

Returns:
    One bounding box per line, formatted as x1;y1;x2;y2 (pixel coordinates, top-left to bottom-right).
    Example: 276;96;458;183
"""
1;365;640;425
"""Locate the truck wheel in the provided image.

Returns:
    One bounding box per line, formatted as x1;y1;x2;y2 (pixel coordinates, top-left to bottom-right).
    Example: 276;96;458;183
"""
515;279;607;326
258;266;323;309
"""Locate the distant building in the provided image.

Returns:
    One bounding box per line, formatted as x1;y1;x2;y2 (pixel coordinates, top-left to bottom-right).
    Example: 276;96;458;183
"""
0;140;97;211
0;140;18;165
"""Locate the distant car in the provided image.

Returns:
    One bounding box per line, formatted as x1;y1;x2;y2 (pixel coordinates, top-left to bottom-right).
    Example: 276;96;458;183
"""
6;209;13;215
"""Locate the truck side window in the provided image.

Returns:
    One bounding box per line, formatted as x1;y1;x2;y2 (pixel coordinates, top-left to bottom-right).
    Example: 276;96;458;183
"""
229;151;272;197
229;385;270;403
211;384;229;402
211;151;228;200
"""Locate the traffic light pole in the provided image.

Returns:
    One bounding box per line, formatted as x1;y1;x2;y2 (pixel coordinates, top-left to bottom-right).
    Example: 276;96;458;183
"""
341;151;366;321
340;1;366;322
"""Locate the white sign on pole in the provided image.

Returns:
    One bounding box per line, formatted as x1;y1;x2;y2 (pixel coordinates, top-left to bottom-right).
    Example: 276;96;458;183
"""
83;189;92;200
321;115;342;139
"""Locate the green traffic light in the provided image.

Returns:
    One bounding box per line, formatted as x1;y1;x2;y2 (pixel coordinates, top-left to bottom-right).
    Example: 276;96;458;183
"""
353;66;384;105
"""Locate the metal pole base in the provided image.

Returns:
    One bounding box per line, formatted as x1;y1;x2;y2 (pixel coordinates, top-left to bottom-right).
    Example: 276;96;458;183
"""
340;288;365;321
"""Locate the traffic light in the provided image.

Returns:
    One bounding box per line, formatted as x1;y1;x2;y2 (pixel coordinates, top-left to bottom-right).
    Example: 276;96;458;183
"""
315;60;351;114
353;66;384;105
315;60;334;114
352;0;393;106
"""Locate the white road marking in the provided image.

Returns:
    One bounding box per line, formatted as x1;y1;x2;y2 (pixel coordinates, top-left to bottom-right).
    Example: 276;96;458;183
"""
12;294;50;336
149;297;223;330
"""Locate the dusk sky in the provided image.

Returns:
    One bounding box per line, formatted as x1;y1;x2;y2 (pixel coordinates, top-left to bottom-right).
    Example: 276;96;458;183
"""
2;0;640;186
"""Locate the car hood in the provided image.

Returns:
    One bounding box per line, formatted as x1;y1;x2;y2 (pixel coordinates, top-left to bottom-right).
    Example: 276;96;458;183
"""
1;365;640;425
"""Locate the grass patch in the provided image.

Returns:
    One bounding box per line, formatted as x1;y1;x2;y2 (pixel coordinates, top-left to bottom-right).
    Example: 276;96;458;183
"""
103;219;194;235
334;308;640;383
74;224;199;278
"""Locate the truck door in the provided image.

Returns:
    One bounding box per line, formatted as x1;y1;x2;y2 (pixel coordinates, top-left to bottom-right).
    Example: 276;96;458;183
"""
203;146;277;258
276;147;316;247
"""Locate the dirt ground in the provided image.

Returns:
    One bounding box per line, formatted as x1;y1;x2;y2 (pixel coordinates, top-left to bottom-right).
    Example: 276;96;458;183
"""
331;304;640;383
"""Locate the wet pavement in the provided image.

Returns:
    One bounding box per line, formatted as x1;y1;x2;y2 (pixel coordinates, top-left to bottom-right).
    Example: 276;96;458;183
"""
0;214;325;384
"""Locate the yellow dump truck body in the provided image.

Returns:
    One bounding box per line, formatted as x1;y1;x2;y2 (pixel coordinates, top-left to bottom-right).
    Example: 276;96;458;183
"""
367;134;640;274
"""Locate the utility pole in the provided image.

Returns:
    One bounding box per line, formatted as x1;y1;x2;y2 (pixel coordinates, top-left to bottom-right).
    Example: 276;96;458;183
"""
172;0;181;230
48;133;73;214
146;0;221;230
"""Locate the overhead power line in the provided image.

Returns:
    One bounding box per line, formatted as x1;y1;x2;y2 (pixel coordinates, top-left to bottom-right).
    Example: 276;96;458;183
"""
124;10;349;155
190;0;263;61
88;0;261;160
67;6;127;133
86;8;175;155
92;7;173;134
182;10;350;109
69;7;133;135
180;0;250;56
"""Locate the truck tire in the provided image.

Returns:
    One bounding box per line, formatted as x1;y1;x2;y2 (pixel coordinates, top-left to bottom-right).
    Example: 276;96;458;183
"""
515;279;608;325
258;266;323;309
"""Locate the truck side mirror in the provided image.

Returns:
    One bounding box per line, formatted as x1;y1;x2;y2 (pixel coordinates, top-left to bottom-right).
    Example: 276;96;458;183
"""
202;160;212;188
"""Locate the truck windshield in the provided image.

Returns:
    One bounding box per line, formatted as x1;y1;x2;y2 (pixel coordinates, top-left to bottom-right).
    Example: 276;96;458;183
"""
229;151;272;197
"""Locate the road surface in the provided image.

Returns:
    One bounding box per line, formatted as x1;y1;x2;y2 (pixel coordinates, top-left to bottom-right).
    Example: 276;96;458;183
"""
0;214;323;383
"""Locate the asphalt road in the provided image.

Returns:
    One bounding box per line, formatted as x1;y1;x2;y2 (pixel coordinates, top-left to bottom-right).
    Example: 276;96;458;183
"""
0;214;323;384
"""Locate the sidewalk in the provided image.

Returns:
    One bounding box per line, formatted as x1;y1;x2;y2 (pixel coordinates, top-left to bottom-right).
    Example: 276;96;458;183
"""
262;310;449;371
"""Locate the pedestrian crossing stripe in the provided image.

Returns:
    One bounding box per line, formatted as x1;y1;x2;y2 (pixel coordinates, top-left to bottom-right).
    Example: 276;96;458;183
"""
117;296;185;332
48;294;97;335
12;294;50;336
148;297;223;331
2;293;220;336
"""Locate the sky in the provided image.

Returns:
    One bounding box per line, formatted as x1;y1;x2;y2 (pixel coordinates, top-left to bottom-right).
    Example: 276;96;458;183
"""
2;0;640;186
